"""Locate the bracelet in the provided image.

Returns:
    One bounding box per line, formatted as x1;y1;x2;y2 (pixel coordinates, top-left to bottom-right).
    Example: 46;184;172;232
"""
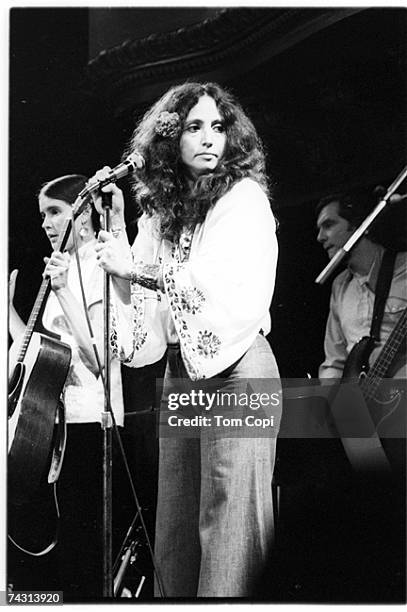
130;262;160;291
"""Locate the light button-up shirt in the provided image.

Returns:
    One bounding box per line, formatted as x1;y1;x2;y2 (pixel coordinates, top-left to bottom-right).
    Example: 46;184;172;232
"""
319;245;407;379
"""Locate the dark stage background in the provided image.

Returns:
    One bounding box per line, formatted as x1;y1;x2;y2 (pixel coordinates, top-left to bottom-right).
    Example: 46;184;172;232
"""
8;6;407;603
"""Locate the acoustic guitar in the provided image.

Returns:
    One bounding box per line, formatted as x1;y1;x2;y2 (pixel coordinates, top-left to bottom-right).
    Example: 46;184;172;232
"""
8;195;90;506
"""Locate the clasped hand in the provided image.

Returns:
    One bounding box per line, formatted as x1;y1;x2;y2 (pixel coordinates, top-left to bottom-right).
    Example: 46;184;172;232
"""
95;231;132;279
88;166;132;279
88;165;125;219
43;252;70;291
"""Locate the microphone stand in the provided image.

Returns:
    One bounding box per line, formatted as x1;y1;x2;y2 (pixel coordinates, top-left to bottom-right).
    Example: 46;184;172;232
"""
315;165;407;284
101;191;113;598
71;171;165;597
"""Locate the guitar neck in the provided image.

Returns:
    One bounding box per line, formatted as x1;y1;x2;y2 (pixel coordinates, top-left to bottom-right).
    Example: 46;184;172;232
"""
362;308;407;400
13;193;91;364
16;278;52;363
15;211;77;363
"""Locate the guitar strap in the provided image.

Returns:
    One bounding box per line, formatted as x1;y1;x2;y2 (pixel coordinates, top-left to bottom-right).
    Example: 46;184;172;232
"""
370;249;397;342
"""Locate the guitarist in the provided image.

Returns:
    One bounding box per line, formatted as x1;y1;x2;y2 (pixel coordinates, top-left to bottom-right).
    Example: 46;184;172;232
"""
8;175;124;600
314;190;406;599
316;191;407;383
316;191;406;468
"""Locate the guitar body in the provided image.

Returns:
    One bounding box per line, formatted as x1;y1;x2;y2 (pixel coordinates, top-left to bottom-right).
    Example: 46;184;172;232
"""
367;382;405;439
8;332;71;506
336;309;407;471
342;336;374;381
341;332;406;436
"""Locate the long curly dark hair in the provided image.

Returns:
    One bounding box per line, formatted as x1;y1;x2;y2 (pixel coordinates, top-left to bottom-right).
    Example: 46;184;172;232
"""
124;82;271;241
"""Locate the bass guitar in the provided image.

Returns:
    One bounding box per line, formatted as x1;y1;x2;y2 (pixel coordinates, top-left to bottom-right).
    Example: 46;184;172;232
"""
280;309;406;473
342;306;407;437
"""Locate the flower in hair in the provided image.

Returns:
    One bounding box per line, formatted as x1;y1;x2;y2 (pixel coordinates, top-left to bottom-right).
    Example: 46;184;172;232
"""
155;111;180;138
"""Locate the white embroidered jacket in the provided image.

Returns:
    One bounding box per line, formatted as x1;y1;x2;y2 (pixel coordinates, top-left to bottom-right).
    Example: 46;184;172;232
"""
110;178;278;381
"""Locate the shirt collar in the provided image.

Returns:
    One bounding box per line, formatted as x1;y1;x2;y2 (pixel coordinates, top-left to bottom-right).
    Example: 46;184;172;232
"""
350;244;385;289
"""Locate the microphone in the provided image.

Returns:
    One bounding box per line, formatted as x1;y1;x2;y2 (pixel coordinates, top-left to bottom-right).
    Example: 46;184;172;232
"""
373;185;407;204
389;193;407;204
78;152;145;199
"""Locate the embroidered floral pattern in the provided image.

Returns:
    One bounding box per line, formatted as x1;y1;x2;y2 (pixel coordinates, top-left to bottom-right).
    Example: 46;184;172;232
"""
129;329;148;355
197;330;221;358
179;231;193;260
170;244;180;263
164;244;223;377
110;308;119;359
124;285;148;361
109;287;147;364
180;287;205;314
164;263;200;379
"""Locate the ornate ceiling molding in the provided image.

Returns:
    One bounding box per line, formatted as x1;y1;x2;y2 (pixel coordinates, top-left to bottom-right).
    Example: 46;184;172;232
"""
86;7;363;115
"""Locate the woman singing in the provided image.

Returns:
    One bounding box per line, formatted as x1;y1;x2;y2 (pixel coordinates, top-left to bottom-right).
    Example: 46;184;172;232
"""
92;82;281;598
